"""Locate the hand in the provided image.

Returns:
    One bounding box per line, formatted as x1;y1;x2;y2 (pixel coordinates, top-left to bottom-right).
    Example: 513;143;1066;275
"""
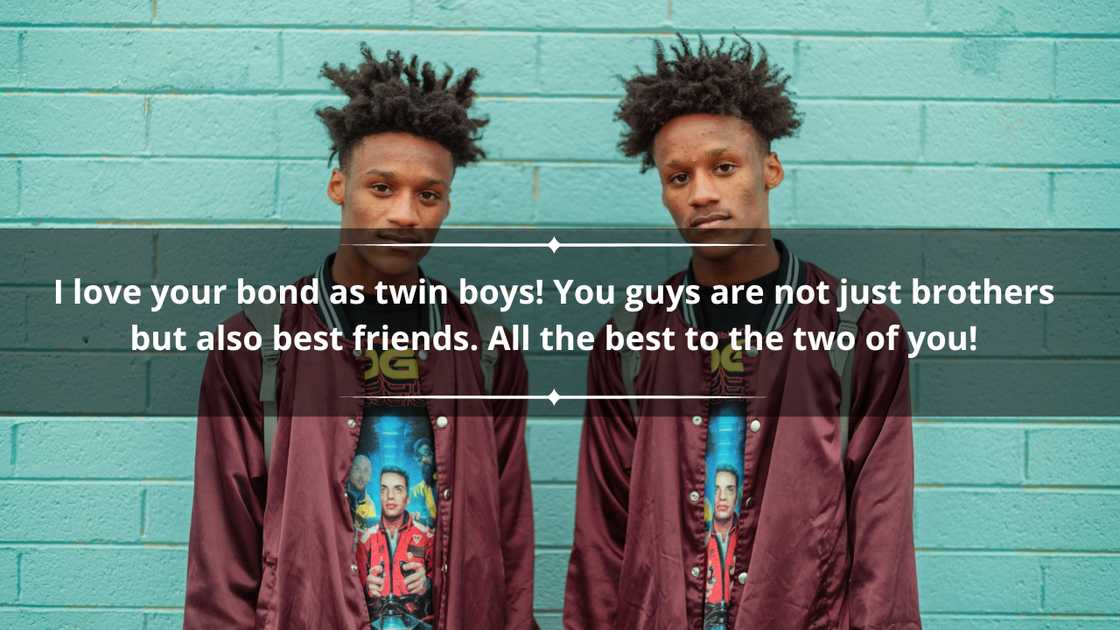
402;562;428;595
367;564;385;597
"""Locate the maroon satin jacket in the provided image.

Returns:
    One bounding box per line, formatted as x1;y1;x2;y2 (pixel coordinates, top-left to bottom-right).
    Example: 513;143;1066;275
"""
564;247;920;630
184;271;537;630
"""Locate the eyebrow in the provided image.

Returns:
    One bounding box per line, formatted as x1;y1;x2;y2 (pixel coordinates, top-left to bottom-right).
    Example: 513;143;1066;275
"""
363;168;447;188
663;146;733;170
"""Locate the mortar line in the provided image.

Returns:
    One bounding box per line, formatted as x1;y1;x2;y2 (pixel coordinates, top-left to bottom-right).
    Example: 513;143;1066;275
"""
919;104;927;161
16;30;24;86
15;159;22;216
276;31;284;86
15;552;21;600
9;423;16;467
150;0;157;22
1050;41;1058;100
1047;171;1055;217
143;96;152;152
139;487;147;538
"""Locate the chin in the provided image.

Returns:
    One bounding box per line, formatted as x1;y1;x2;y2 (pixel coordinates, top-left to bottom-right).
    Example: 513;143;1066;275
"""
359;249;425;279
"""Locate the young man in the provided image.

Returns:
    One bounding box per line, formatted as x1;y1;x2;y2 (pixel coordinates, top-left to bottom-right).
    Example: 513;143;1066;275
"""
564;37;920;630
185;46;536;630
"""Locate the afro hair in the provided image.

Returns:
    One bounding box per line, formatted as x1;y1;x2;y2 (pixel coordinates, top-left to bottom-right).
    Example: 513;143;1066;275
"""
617;34;801;171
316;44;488;169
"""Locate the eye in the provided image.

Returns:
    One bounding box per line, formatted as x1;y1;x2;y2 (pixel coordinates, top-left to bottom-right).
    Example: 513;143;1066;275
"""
419;190;442;203
370;183;391;195
668;172;689;186
715;163;737;175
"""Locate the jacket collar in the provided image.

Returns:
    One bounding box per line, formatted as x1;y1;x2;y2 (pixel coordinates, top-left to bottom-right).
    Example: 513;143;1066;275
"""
680;239;804;334
314;252;442;336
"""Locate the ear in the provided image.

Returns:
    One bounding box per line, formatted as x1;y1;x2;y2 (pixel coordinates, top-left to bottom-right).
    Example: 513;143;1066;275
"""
327;168;346;206
763;152;784;190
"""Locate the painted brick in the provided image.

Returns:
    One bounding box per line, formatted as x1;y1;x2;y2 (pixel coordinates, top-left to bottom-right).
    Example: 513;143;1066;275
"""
0;159;16;217
0;548;16;603
0;1;150;24
479;99;621;161
527;420;581;483
22;29;279;91
17;547;186;606
1057;40;1120;100
917;553;1041;613
0;420;12;478
13;420;195;479
925;104;1120;165
923;618;1120;630
1;355;147;414
1045;297;1120;356
0;611;144;630
929;0;1120;34
142;483;192;543
0;482;140;542
671;1;927;31
915;489;1120;551
533;484;576;547
917;361;1120;417
782;102;922;163
412;0;667;29
281;32;537;95
1053;170;1120;228
797;38;1052;99
1028;428;1120;486
0;29;18;86
156;0;411;25
538;613;562;630
534;550;570;611
148;95;332;158
913;425;1024;485
276;161;536;226
21;159;275;220
144;613;184;630
146;354;207;416
1;229;154;284
536;164;671;226
794;167;1050;227
1042;556;1120;613
0;95;145;154
538;34;795;97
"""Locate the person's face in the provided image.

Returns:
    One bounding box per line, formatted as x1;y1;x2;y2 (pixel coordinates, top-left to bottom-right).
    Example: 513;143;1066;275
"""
652;114;783;260
349;456;371;491
380;471;408;519
328;132;455;278
714;470;739;522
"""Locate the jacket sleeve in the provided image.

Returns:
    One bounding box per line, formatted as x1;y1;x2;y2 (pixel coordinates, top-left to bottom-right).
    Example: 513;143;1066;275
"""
563;324;638;630
844;307;921;630
490;343;539;630
184;339;267;630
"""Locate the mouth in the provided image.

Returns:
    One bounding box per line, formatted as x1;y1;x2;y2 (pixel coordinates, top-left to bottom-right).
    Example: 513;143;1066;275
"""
689;212;732;228
373;230;423;245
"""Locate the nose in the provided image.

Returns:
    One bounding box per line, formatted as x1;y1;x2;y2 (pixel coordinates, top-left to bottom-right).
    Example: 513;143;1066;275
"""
688;171;720;208
385;195;421;228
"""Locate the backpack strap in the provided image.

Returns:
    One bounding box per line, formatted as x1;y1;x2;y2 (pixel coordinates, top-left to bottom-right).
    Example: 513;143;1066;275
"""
610;302;641;418
242;301;283;470
829;303;867;462
468;302;503;394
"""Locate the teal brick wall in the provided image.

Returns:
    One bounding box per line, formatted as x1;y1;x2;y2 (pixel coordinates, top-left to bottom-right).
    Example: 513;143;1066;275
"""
1;2;1118;628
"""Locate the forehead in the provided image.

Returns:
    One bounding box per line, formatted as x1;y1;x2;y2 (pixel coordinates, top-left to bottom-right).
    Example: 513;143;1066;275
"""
715;469;738;483
652;113;761;167
348;131;454;180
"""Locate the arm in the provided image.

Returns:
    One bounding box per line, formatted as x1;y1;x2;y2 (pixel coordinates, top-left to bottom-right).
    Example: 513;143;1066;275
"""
844;308;921;630
183;338;267;629
490;343;539;630
562;325;638;630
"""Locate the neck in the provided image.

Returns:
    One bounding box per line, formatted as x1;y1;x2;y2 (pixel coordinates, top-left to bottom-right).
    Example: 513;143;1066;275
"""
333;248;420;291
383;513;405;532
713;517;732;535
691;237;779;286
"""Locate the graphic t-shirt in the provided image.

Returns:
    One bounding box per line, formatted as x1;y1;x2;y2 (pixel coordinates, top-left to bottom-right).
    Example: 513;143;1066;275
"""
334;270;436;630
697;268;778;630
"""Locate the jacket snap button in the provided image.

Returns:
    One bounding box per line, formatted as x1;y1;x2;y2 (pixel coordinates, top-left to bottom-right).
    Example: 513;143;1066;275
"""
351;347;362;358
746;348;759;357
418;349;429;360
688;491;700;503
442;488;451;500
436;416;449;428
738;571;748;584
691;416;703;426
749;418;761;432
350;564;358;573
346;418;357;429
691;566;702;578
